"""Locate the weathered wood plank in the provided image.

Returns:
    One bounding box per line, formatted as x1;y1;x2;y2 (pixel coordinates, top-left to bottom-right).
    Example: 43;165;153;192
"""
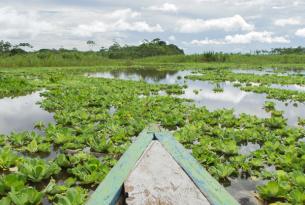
86;125;239;205
124;141;211;205
155;131;239;205
86;128;154;205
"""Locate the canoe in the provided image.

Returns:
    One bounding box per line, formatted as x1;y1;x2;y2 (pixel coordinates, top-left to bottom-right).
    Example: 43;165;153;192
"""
86;125;239;205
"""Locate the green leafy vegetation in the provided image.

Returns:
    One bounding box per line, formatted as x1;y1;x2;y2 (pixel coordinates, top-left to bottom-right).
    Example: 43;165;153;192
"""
0;173;42;205
264;101;276;111
243;85;305;102
0;148;19;170
187;69;305;102
53;187;87;205
1;39;305;68
298;117;305;126
103;38;184;59
0;66;304;204
0;75;37;98
175;110;305;204
8;187;43;205
187;70;305;86
18;158;61;182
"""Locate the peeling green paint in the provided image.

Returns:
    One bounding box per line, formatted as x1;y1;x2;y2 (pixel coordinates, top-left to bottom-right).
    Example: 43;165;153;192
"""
155;131;239;205
86;125;239;205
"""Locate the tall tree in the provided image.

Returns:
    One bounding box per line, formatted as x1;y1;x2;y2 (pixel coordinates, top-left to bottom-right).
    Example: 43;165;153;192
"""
86;40;96;50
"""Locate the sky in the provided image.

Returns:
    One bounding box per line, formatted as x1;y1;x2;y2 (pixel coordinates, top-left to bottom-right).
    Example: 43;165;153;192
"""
1;0;305;53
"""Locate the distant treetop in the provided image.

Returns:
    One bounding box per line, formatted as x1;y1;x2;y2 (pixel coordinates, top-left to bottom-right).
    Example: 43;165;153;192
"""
102;38;184;59
0;38;184;58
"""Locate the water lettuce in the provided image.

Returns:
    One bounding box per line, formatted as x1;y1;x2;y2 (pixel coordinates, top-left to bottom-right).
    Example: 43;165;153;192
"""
1;67;305;204
0;173;27;195
18;158;61;182
69;158;109;185
8;187;43;205
54;187;87;205
0;148;19;170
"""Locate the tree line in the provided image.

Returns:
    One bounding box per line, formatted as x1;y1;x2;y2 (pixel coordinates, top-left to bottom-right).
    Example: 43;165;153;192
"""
0;38;184;59
254;46;305;55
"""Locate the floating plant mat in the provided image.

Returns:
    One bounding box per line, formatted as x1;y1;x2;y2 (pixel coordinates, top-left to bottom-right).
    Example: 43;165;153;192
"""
0;74;38;99
270;84;305;92
232;68;276;76
0;68;304;205
232;68;305;76
88;70;305;126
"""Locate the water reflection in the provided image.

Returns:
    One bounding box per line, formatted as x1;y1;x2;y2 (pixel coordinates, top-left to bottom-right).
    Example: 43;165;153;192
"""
179;81;270;118
87;69;190;84
232;68;305;76
88;69;305;126
232;69;275;75
108;105;117;116
299;137;305;142
0;92;54;135
270;84;305;92
239;142;261;155
281;70;305;76
272;100;305;126
226;178;266;205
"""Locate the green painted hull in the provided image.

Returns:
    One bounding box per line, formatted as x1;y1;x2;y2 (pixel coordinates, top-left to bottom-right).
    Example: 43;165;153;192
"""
86;125;239;205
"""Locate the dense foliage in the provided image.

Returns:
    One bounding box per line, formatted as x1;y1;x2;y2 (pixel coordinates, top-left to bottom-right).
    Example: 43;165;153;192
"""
0;75;37;98
103;38;184;59
270;47;305;55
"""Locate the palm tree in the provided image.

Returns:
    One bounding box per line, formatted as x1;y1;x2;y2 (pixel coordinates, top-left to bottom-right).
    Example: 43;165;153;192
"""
86;40;96;51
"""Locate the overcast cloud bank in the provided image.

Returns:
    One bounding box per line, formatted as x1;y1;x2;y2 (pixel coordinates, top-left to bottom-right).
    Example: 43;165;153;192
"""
0;0;304;53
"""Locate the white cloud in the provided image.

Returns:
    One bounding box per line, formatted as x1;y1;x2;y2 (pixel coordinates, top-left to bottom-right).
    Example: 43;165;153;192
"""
109;9;141;19
1;0;304;52
72;9;163;37
72;22;107;37
177;15;254;33
115;21;164;32
196;0;271;7
272;6;286;9
73;21;163;37
0;7;54;39
225;32;290;44
274;18;302;26
191;39;226;45
191;31;290;45
168;35;176;41
293;1;305;6
295;28;305;37
148;3;178;12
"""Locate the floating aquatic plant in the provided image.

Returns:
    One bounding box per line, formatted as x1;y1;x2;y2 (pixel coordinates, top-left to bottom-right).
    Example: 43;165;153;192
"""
1;67;305;204
0;148;19;170
18;158;61;182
